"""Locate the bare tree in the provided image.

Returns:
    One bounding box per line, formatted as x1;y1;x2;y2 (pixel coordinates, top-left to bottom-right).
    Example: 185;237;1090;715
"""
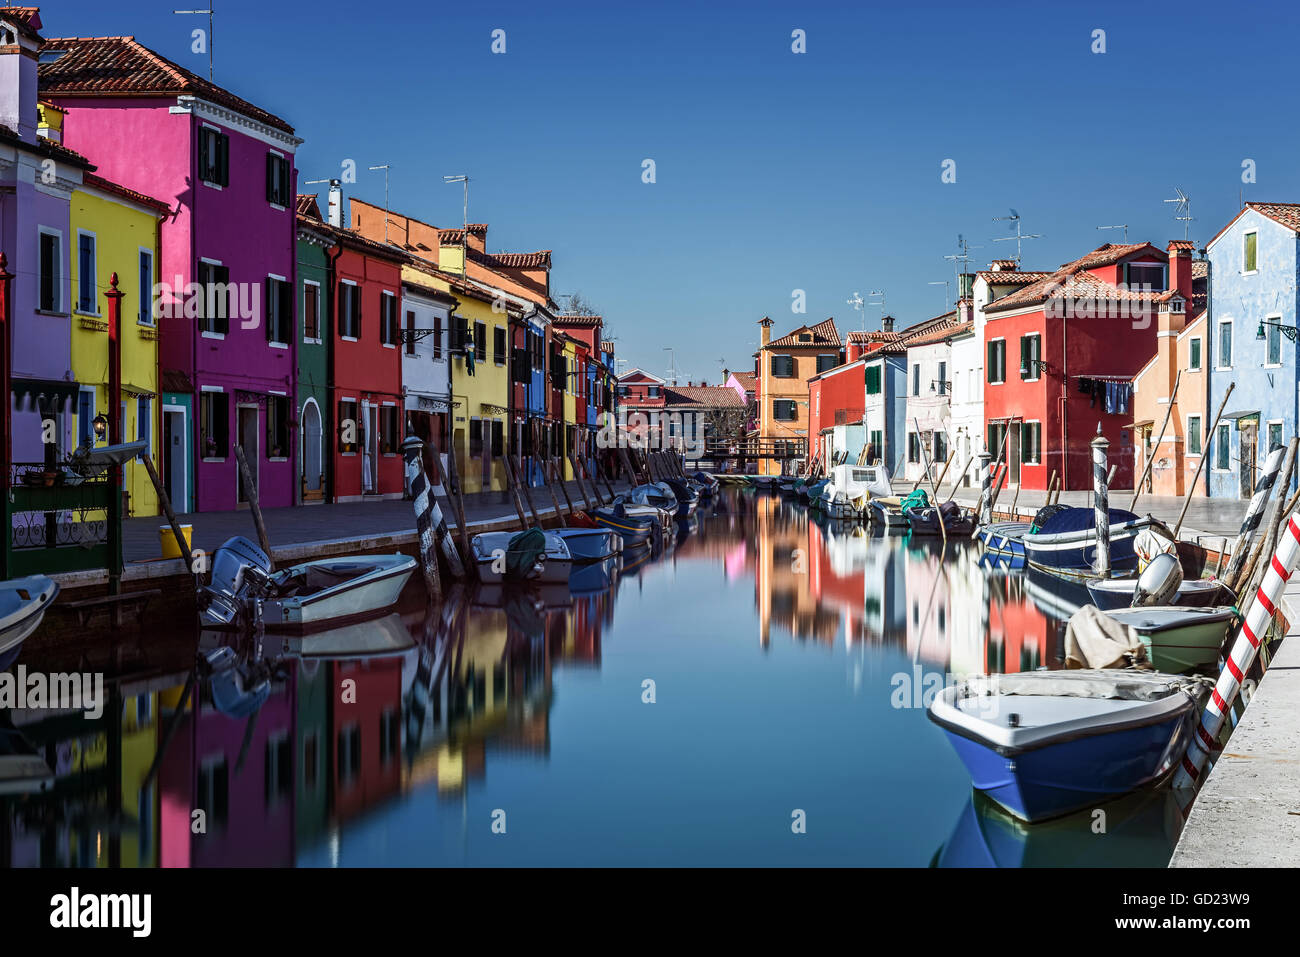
556;291;598;316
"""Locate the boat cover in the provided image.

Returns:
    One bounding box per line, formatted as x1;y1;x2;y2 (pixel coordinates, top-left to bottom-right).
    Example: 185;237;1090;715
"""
1064;604;1150;670
961;669;1211;702
900;488;929;511
1035;506;1141;537
507;528;547;578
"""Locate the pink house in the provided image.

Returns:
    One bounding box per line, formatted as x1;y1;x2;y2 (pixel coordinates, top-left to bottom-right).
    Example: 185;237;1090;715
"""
40;34;301;512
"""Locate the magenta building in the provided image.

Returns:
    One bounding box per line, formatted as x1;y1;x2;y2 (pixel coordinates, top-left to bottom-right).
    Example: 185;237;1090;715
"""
40;33;301;511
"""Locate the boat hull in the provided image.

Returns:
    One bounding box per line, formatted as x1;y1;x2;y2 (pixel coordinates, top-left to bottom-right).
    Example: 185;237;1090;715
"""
261;555;416;630
0;576;60;670
1023;516;1159;573
1086;578;1234;611
1105;606;1236;673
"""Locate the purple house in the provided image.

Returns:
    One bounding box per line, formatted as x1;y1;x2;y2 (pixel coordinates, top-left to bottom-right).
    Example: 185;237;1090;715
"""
1;7;91;468
39;31;302;512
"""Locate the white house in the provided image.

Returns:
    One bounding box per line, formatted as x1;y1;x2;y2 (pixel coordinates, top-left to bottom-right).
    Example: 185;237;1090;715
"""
401;276;458;464
902;315;967;485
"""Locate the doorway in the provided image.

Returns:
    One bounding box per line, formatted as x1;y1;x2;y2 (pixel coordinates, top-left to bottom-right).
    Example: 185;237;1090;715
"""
237;405;259;505
361;402;378;494
302;399;323;497
1239;422;1257;499
163;406;187;511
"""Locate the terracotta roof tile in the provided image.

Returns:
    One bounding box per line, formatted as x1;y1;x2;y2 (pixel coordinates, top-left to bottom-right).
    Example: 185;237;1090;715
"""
985;243;1165;313
0;7;43;41
663;385;743;408
82;171;170;212
553;314;602;327
1245;202;1300;233
0;124;94;168
296;194;321;219
766;317;841;349
975;270;1051;285
39;36;295;134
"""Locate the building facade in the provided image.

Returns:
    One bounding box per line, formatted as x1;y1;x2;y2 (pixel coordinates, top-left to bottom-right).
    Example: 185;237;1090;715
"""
755;316;842;475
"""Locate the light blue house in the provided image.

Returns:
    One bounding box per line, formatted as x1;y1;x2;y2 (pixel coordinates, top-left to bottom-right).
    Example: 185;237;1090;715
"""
1206;203;1300;499
853;336;908;474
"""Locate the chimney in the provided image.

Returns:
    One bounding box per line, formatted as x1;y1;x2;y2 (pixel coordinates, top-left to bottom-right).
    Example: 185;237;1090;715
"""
990;260;1018;272
758;316;773;346
327;179;343;227
0;9;42;144
881;315;895;333
37;101;64;142
847;339;862;363
1167;240;1194;302
465;225;486;254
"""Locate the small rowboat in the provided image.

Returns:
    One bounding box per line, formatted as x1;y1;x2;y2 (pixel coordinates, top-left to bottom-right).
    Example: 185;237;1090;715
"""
552;528;622;563
1102;606;1238;673
929;669;1210;823
261;554;417;631
588;505;656;546
0;575;59;671
1086;577;1234;611
471;530;573;584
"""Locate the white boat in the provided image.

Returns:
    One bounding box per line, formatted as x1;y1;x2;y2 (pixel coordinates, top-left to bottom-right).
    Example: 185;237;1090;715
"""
261;554;417;630
1087;576;1234;611
471;530;573;584
866;499;909;531
820;464;892;520
0;575;59;670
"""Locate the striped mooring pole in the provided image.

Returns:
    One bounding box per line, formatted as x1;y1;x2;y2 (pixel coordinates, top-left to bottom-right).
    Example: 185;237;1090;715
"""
1091;431;1110;578
1222;443;1287;585
1174;508;1300;791
402;436;464;587
977;452;993;526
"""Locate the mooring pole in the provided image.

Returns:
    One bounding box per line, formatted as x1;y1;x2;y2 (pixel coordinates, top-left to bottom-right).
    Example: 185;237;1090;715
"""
1091;430;1111;578
977;452;993;526
1223;441;1289;586
1173;381;1235;539
234;444;274;568
401;435;443;601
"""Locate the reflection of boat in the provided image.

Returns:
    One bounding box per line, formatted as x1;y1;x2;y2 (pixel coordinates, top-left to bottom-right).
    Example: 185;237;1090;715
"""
0;719;55;794
269;611;416;660
934;788;1181;868
929;669;1208;822
570;555;622;594
867;500;909;532
0;575;59;670
202;646;271;719
1102;606;1236;673
1025;565;1090;621
1086;577;1234;610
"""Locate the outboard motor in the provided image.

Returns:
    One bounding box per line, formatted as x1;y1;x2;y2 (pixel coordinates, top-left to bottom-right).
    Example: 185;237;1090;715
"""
1131;551;1181;607
198;536;274;627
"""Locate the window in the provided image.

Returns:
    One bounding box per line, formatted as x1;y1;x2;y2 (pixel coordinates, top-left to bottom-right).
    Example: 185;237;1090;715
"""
491;419;504;457
337;399;358;453
266;276;291;344
379;710;400;767
404;310;416;356
264;734;292;805
136;396;151;460
647;385;661;398
1216;423;1231;470
1187;415;1202;455
474;321;487;362
1188;336;1201;371
338;725;361;785
1218;320;1232;368
816;354;838;374
469;419;484;458
139;249;154;325
379;405;399;454
450;315;468;353
77;389;95;448
869;430;882;457
38;228;61;312
197;261;231;335
432;315;443;359
865;364;882;395
912;364;920;396
773;399;797;421
267;395;289;458
937;361;947;395
1266;317;1282;365
265;152;291;206
1269;421;1284;453
771;354;795;378
76;231;97;313
551;351;567;389
494;326;507;365
1019;334;1041;379
303;282;320;340
197;758;229;830
1244;231;1258;273
198;126;230;186
339;282;360;339
934;430;947;462
987;339;1006;384
1020;422;1041;465
512;346;529;383
907;432;920;463
201;390;229;460
380;292;398;346
1124;262;1166;291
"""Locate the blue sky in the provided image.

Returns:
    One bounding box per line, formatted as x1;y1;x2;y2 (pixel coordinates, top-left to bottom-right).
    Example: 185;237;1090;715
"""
42;0;1300;381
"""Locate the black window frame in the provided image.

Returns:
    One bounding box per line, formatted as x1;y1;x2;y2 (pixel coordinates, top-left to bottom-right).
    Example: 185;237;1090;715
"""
198;126;230;187
265;151;291;207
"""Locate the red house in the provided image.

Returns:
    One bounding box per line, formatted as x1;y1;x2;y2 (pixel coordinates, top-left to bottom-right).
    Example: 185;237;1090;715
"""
319;223;408;501
982;242;1189;491
331;658;404;821
807;358;865;464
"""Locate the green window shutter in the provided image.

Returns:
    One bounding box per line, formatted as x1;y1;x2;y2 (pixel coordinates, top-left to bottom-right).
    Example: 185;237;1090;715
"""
987;341;996;382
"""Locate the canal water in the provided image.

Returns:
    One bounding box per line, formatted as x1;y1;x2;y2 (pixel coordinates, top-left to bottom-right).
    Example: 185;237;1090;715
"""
2;489;1183;867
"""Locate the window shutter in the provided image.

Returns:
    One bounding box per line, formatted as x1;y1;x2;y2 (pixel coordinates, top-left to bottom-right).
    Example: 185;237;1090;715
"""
218;134;229;186
266;153;275;203
351;286;361;338
987;342;995;382
265;278;274;341
216;266;230;335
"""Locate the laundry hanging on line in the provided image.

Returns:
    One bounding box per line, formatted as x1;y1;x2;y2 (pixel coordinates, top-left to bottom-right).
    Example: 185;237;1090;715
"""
1075;377;1131;415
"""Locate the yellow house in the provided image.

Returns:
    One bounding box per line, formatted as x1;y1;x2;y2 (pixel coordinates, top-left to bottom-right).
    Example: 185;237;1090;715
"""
560;333;578;480
408;261;512;494
68;167;168;517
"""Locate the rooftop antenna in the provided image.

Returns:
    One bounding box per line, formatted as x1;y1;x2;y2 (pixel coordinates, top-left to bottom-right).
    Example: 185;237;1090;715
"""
868;289;887;322
663;347;679;387
1097;223;1129;243
1164;187;1194;241
943;233;982;295
991;209;1042;263
368;164;392;242
304;177;342;226
443;175;470;276
846;291;867;331
173;5;214;81
928;280;951;308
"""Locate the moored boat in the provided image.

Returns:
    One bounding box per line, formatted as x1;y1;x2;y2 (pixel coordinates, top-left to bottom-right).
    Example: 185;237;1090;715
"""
906;500;975;537
1022;506;1167;576
1102;606;1237;673
0;718;54;795
552;527;623;563
260;554;417;630
588;504;656;546
0;575;59;671
928;669;1209;822
471;529;573;584
1086;576;1234;611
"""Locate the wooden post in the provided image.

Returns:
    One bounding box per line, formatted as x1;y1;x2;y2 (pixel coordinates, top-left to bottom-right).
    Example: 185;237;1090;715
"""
539;457;568;526
552;458;579;515
104;273;125;593
1232;445;1298;595
930;447;957;502
1130;369;1183;512
618;446;639;488
141;455;196;576
512;453;544;526
400;435;442;601
567;451;595;511
500;451;530;528
234;444;274;567
576;448;607;505
1173;381;1235;539
431;445;473;572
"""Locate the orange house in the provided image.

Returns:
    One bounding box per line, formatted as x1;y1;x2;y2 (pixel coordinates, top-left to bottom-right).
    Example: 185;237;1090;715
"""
755;317;842;475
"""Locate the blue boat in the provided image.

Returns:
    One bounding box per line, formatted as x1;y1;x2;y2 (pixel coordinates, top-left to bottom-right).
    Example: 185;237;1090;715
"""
928;670;1208;822
1021;506;1165;576
589;504;655;547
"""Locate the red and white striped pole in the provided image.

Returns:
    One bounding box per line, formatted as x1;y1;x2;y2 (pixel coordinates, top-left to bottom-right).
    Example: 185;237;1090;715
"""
1174;509;1300;791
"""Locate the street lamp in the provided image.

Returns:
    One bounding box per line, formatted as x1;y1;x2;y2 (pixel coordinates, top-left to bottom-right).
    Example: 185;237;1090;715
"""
92;413;108;441
1256;318;1299;343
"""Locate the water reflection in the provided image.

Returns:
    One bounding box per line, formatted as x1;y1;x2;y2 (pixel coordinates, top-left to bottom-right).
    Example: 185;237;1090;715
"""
2;489;1176;867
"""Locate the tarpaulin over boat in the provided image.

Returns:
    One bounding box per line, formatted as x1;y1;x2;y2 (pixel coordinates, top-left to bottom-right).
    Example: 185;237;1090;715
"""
960;669;1212;702
1064;604;1150;670
1035;506;1141;537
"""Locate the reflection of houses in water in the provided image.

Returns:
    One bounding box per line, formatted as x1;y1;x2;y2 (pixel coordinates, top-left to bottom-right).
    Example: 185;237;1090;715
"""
901;542;953;669
754;496;840;646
